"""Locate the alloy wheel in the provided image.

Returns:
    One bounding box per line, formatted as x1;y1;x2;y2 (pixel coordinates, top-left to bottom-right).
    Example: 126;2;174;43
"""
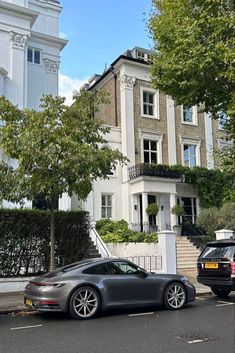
70;286;100;319
164;282;186;310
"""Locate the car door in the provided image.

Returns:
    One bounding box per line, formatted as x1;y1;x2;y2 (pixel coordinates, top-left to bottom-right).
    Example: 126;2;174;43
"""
103;260;159;306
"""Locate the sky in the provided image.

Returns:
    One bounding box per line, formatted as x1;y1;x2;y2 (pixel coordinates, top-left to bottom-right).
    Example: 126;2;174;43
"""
59;0;153;104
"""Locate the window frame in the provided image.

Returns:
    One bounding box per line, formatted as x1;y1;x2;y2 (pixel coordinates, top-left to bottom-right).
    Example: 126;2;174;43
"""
101;193;113;219
181;105;198;126
139;130;163;164
27;47;42;65
180;136;201;167
218;112;228;130
140;86;159;119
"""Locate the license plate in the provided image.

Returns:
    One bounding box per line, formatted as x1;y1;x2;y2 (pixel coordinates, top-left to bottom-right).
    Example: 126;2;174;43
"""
205;263;218;269
25;299;32;306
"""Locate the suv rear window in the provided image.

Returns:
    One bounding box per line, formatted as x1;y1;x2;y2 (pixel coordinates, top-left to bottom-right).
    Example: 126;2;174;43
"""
201;245;235;260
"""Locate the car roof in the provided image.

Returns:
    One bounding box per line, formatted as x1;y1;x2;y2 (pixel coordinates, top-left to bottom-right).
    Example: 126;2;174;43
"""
206;239;235;246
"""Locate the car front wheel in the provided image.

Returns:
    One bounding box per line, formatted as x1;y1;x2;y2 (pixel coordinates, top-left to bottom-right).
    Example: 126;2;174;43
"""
211;287;231;298
69;286;100;320
164;282;186;310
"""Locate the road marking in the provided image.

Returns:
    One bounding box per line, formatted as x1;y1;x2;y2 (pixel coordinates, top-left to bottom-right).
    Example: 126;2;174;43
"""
187;339;204;344
216;301;235;307
196;297;205;300
129;312;154;317
10;324;43;331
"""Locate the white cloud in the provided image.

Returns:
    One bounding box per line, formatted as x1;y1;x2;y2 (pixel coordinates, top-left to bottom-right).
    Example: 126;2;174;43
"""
59;74;88;105
59;32;68;39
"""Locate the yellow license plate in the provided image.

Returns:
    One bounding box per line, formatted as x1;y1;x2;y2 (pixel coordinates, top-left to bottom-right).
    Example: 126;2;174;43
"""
205;263;218;269
25;299;32;306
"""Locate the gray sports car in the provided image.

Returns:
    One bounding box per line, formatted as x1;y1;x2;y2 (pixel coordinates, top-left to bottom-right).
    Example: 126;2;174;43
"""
24;258;195;319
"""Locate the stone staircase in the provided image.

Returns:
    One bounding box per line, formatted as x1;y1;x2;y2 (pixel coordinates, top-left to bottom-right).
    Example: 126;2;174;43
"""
87;240;101;259
176;236;201;274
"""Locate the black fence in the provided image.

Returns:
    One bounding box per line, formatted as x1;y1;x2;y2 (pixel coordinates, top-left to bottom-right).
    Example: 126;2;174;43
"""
129;164;182;180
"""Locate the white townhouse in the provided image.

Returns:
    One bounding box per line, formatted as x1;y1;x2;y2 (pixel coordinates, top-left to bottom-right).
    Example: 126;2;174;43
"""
0;0;67;207
77;47;228;232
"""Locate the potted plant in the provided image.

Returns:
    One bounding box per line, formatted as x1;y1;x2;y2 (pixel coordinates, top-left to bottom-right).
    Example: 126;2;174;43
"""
171;204;185;236
146;203;159;232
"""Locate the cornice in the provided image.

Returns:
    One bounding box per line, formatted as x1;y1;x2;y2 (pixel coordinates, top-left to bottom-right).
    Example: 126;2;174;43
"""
0;0;39;26
30;31;68;50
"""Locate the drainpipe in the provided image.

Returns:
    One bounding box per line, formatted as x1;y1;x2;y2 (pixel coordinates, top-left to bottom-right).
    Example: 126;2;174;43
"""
110;66;118;126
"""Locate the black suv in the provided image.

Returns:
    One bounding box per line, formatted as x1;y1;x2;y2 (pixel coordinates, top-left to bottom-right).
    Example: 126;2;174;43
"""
197;239;235;297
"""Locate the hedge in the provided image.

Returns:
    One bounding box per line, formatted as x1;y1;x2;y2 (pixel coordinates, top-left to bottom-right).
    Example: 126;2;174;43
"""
0;209;90;277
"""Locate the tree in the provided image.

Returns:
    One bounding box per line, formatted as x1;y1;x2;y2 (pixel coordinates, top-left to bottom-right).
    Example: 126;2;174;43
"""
149;0;235;172
0;91;128;270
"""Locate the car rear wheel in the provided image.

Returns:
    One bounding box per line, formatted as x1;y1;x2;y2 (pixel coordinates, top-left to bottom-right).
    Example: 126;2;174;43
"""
69;286;100;320
164;282;186;310
211;287;231;298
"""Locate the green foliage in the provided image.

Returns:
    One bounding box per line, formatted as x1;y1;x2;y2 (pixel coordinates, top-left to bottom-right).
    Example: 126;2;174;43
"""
149;0;234;115
0;92;128;269
149;0;235;173
196;203;235;236
171;204;185;217
0;93;128;204
146;203;159;216
95;219;158;243
0;209;90;277
137;163;233;209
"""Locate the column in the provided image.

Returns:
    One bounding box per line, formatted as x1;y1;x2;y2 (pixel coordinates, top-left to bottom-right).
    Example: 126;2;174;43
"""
43;57;60;96
204;112;215;169
158;231;177;274
120;73;136;181
9;31;28;108
170;193;177;230
166;96;177;165
142;192;149;232
215;229;234;240
120;73;136;225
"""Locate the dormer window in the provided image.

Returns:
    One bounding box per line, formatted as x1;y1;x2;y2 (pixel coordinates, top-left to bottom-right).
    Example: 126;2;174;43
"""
136;50;153;64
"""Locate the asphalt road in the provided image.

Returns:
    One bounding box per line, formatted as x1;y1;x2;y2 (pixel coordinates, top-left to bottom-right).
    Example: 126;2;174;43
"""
0;294;234;353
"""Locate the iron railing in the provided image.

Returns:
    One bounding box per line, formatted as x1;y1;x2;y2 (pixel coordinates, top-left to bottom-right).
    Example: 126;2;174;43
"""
125;255;162;273
129;164;182;180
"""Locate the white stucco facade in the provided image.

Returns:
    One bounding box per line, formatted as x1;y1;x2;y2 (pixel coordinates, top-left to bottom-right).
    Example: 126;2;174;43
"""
0;0;67;207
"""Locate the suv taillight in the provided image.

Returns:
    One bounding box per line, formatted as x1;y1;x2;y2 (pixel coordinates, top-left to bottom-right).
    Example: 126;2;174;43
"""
230;260;235;276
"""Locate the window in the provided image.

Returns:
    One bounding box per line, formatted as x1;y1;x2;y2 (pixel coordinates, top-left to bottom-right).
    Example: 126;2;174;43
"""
218;113;228;130
136;50;153;64
143;139;157;164
139;130;163;164
106;261;139;275
180;197;197;224
183;106;193;122
183;144;196;167
101;194;112;218
181;105;198;125
27;48;41;64
180;136;201;167
83;264;110;275
140;87;159;119
143;91;154;116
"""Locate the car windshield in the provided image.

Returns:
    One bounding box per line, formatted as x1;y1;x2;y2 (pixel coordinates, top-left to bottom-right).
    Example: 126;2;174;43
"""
201;245;235;260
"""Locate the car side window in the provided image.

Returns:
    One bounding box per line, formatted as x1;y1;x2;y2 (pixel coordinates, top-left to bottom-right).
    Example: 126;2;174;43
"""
107;261;139;275
83;263;110;275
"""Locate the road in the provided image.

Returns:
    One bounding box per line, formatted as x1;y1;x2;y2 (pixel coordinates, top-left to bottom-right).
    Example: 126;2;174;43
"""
0;294;234;353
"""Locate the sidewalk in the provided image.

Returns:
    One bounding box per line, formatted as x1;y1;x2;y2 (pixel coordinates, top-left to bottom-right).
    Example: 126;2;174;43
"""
0;275;211;315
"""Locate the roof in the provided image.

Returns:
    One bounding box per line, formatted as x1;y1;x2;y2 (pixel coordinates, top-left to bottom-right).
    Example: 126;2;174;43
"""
206;239;235;246
86;47;153;91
